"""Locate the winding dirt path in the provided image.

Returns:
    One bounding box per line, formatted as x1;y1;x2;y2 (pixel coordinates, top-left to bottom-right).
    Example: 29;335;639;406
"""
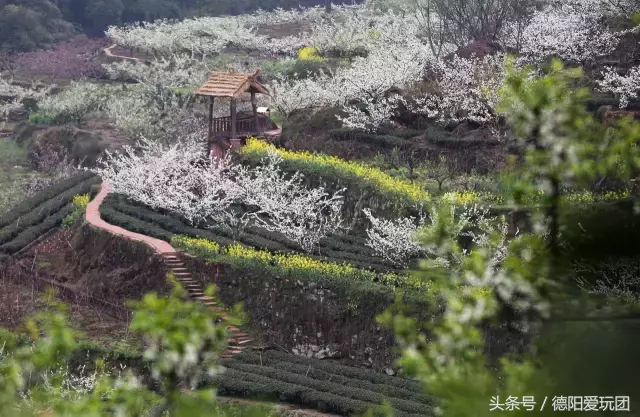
103;44;147;63
85;183;252;357
87;183;174;253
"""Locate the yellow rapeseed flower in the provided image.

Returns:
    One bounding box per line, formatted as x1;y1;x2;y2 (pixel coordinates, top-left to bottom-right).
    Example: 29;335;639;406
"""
241;138;430;204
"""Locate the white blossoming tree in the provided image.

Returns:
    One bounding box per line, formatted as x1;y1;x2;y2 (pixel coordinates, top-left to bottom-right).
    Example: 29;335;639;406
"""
235;152;345;253
363;207;427;267
597;65;640;108
96;137;345;253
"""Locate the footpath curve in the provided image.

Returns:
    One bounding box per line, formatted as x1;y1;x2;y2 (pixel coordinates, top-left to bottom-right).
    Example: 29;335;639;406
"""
86;183;251;358
103;44;147;63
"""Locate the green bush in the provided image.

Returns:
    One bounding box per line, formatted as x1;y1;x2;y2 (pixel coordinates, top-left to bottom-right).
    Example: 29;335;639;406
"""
28;111;63;125
247;359;429;404
0;171;96;229
99;206;174;243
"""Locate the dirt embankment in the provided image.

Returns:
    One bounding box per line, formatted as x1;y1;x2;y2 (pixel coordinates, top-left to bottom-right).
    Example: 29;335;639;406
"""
0;222;170;335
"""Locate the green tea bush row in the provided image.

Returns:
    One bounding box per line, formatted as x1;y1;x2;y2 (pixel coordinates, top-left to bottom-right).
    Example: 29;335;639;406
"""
206;367;427;417
328;129;412;149
0;203;75;254
240;350;423;393
233;353;429;404
98;206;175;243
0;177;100;245
221;360;433;415
172;235;428;292
0;171;96;229
103;194;399;271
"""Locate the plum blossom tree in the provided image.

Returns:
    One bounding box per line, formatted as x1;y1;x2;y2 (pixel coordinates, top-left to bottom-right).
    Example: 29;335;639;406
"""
409;53;508;128
0;77;52;130
597;65;640;108
363;207;426;267
364;203;504;268
37;81;105;125
500;1;634;65
234;152;345;253
96;137;345;253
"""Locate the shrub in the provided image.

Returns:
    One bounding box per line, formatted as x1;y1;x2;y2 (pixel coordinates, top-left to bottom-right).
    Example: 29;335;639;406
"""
297;46;324;61
208;368;383;416
98;206;174;243
28;111;60;125
61;193;90;227
252;350;423;392
328;128;411;148
233;355;429;404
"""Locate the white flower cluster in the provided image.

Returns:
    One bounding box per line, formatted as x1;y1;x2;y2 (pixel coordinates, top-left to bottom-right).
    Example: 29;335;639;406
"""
37;81;104;124
103;55;210;89
597;65;640;108
95;136;344;253
363;207;427;267
574;258;640;303
412;53;508;127
500;0;636;65
0;78;52;126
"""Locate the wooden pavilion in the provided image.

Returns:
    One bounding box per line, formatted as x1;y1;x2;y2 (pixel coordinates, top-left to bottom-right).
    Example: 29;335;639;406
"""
195;69;271;158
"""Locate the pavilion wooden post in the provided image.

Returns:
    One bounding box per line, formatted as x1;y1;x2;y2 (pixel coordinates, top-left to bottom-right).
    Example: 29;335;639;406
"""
230;98;237;139
208;96;214;153
250;91;260;133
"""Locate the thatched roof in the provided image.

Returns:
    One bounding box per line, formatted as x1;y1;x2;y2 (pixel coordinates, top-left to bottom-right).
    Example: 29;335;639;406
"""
195;70;269;98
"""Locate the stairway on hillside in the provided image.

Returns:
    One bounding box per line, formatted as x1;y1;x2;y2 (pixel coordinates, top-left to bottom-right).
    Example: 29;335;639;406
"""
160;252;252;359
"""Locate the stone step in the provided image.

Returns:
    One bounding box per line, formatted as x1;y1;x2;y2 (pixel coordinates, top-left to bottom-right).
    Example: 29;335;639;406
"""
170;267;188;272
231;332;249;338
196;296;216;301
229;339;252;346
226;326;241;332
220;354;234;359
226;349;243;355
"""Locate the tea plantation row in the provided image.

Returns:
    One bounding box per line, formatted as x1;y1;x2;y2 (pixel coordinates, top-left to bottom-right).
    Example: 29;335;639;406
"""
0;172;101;255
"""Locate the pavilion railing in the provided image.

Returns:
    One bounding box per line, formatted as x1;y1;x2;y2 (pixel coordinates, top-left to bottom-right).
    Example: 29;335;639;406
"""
212;116;262;136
